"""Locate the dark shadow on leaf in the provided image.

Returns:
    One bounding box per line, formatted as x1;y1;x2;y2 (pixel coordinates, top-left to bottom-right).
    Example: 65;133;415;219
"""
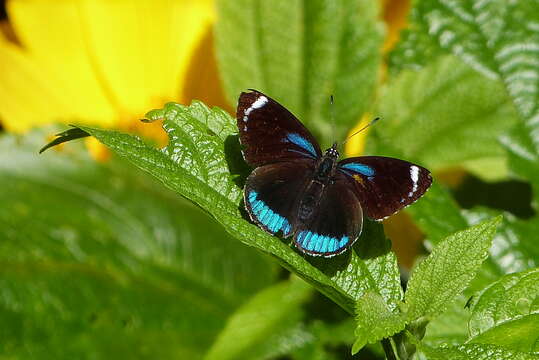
224;134;251;188
354;219;392;260
305;220;390;277
303;290;350;324
306;248;353;277
335;344;384;360
238;198;250;220
452;175;535;219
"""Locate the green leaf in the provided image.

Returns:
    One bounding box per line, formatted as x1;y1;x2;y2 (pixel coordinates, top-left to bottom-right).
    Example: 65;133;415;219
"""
374;55;518;180
1;128;276;358
38;127;90;154
290;345;335;360
405;217;501;321
467;268;539;353
59;101;401;315
392;0;539;130
501;122;539;205
406;182;469;247
497;216;539;270
288;319;360;360
368;51;536;298
404;188;537;296
470;316;539;354
390;2;539;293
144;101;243;205
204;278;313;360
215;0;384;143
463;209;539;292
460;122;539;286
419;343;538;360
491;105;539;286
421;295;470;348
352;291;406;354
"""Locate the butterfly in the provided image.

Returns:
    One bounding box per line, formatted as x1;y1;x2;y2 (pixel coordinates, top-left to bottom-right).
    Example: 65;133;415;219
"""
237;90;432;257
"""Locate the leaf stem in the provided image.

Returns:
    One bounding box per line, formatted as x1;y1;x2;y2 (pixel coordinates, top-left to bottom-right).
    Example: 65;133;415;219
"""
381;338;398;360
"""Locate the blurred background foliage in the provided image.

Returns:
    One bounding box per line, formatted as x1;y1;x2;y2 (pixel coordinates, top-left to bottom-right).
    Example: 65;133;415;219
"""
0;0;538;359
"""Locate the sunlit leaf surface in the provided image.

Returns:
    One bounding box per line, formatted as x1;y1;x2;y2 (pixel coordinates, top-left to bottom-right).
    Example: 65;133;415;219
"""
468;268;539;353
405;217;500;320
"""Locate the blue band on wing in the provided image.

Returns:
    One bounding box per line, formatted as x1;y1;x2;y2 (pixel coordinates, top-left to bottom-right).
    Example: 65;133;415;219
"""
296;230;350;254
340;162;375;177
248;191;292;235
284;133;317;157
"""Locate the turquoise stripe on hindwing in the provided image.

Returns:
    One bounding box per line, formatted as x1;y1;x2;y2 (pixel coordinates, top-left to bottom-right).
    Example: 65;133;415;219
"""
247;191;292;235
295;230;350;256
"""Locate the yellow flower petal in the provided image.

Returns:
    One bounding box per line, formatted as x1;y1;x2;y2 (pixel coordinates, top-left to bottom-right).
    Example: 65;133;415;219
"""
0;19;18;44
3;0;215;137
85;136;111;162
0;37;72;133
344;114;373;157
7;0;117;128
181;26;233;113
77;0;214;118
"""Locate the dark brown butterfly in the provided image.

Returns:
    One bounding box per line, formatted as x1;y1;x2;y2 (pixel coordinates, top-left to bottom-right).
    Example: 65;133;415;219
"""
238;90;432;257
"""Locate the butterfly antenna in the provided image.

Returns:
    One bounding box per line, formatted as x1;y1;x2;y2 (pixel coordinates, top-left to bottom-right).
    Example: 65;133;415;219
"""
330;95;336;142
341;116;380;145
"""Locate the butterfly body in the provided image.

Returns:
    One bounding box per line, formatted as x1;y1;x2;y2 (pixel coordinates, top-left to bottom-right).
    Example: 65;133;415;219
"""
297;146;339;220
238;90;432;257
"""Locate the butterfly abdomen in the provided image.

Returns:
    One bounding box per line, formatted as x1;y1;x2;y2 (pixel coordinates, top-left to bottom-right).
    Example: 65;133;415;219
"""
298;182;323;221
298;152;339;221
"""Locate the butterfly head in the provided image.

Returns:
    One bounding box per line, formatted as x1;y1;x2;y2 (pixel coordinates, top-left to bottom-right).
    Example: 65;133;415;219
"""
324;142;339;159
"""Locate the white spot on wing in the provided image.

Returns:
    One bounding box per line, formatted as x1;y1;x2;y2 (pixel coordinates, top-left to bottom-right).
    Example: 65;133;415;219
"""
243;95;268;122
409;165;420;198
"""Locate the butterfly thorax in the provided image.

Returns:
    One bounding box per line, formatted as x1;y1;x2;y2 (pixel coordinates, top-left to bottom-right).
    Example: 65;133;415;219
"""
313;144;339;183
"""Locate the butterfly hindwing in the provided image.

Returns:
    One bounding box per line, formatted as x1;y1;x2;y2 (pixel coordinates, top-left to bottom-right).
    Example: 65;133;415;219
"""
338;156;432;220
293;177;363;257
244;159;314;236
237;90;322;166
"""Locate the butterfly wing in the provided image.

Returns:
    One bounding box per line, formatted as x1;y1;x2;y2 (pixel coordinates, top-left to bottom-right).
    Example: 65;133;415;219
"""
244;159;315;237
338;156;432;220
237;90;322;166
293;176;363;257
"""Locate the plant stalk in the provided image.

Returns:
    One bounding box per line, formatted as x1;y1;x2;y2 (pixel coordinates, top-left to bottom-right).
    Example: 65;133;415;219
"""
381;338;398;360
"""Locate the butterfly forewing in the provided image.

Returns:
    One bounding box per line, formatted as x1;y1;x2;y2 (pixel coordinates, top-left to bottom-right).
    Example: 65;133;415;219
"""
338;156;432;220
237;90;322;166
